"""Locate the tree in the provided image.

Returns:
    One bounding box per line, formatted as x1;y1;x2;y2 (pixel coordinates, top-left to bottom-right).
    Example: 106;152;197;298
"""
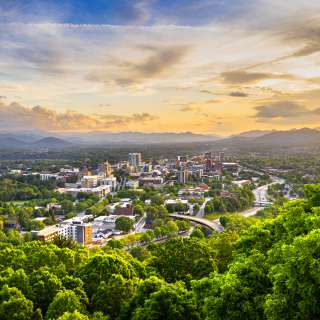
4;268;31;297
166;221;178;236
115;217;134;233
190;227;205;239
75;254;139;298
134;205;144;216
140;232;152;244
150;195;164;206
209;231;239;273
6;230;23;245
192;252;270;320
92;275;136;318
53;235;78;249
30;269;63;312
193;204;200;215
46;290;85;320
0;285;34;320
130;246;151;261
204;203;214;214
130;281;200;320
265;229;320;320
304;184;320;207
107;239;124;249
149;238;216;283
176;220;190;232
33;308;43;320
219;215;228;227
57;311;89;320
61;200;74;214
92;312;109;320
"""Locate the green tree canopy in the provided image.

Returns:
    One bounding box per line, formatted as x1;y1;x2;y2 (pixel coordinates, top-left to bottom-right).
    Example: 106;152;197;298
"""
0;285;34;320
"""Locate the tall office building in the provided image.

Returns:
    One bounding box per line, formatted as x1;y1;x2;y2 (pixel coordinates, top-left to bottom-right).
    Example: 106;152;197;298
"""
177;169;188;184
129;153;142;168
98;161;113;177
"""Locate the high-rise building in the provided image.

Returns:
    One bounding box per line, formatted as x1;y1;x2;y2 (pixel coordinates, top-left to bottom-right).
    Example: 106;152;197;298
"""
98;161;113;177
204;152;212;159
177;169;188;184
129;153;142;168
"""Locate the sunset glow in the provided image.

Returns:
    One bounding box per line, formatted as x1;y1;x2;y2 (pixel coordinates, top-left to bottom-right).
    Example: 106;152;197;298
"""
1;0;320;135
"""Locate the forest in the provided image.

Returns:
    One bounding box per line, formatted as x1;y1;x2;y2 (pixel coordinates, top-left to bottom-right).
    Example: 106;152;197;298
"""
1;184;320;319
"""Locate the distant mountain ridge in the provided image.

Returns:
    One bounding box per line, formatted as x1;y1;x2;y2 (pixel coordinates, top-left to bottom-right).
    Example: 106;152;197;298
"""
0;128;320;150
33;137;72;148
231;130;275;138
216;128;320;148
63;131;220;144
252;128;320;146
0;134;71;150
0;131;220;149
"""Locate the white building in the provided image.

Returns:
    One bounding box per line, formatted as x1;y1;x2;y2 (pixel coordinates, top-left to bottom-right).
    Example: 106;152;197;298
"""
129;153;142;168
40;173;61;181
60;168;80;174
101;176;117;191
125;180;139;189
59;185;111;198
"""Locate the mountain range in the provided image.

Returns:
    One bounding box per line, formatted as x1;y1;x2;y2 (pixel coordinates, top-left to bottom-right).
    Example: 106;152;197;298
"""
0;128;319;150
218;128;320;148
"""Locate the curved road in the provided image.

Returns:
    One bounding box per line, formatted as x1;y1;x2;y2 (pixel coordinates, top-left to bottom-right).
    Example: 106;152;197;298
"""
170;213;223;232
171;176;284;232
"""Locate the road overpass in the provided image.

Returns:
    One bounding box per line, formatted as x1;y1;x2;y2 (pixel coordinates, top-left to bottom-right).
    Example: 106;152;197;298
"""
170;213;223;232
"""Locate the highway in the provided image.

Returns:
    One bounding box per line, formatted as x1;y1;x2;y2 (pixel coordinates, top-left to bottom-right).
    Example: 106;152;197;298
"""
245;176;285;217
196;197;211;218
171;176;284;232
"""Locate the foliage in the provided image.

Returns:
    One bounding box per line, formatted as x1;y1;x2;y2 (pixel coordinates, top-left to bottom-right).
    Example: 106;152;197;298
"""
46;290;85;320
2;184;320;319
115;217;134;233
149;238;217;283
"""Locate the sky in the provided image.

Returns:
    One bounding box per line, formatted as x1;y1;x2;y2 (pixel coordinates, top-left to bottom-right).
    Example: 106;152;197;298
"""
1;0;320;135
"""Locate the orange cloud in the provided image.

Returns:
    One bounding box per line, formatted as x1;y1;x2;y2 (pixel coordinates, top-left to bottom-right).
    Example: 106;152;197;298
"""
0;101;157;131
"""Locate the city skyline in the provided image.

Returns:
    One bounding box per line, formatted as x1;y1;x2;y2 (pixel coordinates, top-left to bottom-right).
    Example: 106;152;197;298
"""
1;0;320;135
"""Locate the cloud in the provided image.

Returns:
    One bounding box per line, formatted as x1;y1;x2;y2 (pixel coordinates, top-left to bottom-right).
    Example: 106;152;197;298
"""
200;89;214;95
0;101;157;131
180;105;202;113
280;18;320;58
178;99;219;118
221;70;293;84
254;100;320;123
229;91;248;97
0;22;70;76
178;99;218;111
88;45;189;87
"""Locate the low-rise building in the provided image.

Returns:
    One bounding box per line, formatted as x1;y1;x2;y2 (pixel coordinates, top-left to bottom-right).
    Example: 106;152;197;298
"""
125;180;139;189
139;176;164;186
232;180;251;187
35;221;92;245
58;185;111;198
107;201;134;216
101;176;117;191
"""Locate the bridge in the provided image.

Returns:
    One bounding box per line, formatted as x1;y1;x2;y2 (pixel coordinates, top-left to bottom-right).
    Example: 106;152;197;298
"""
169;214;223;232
